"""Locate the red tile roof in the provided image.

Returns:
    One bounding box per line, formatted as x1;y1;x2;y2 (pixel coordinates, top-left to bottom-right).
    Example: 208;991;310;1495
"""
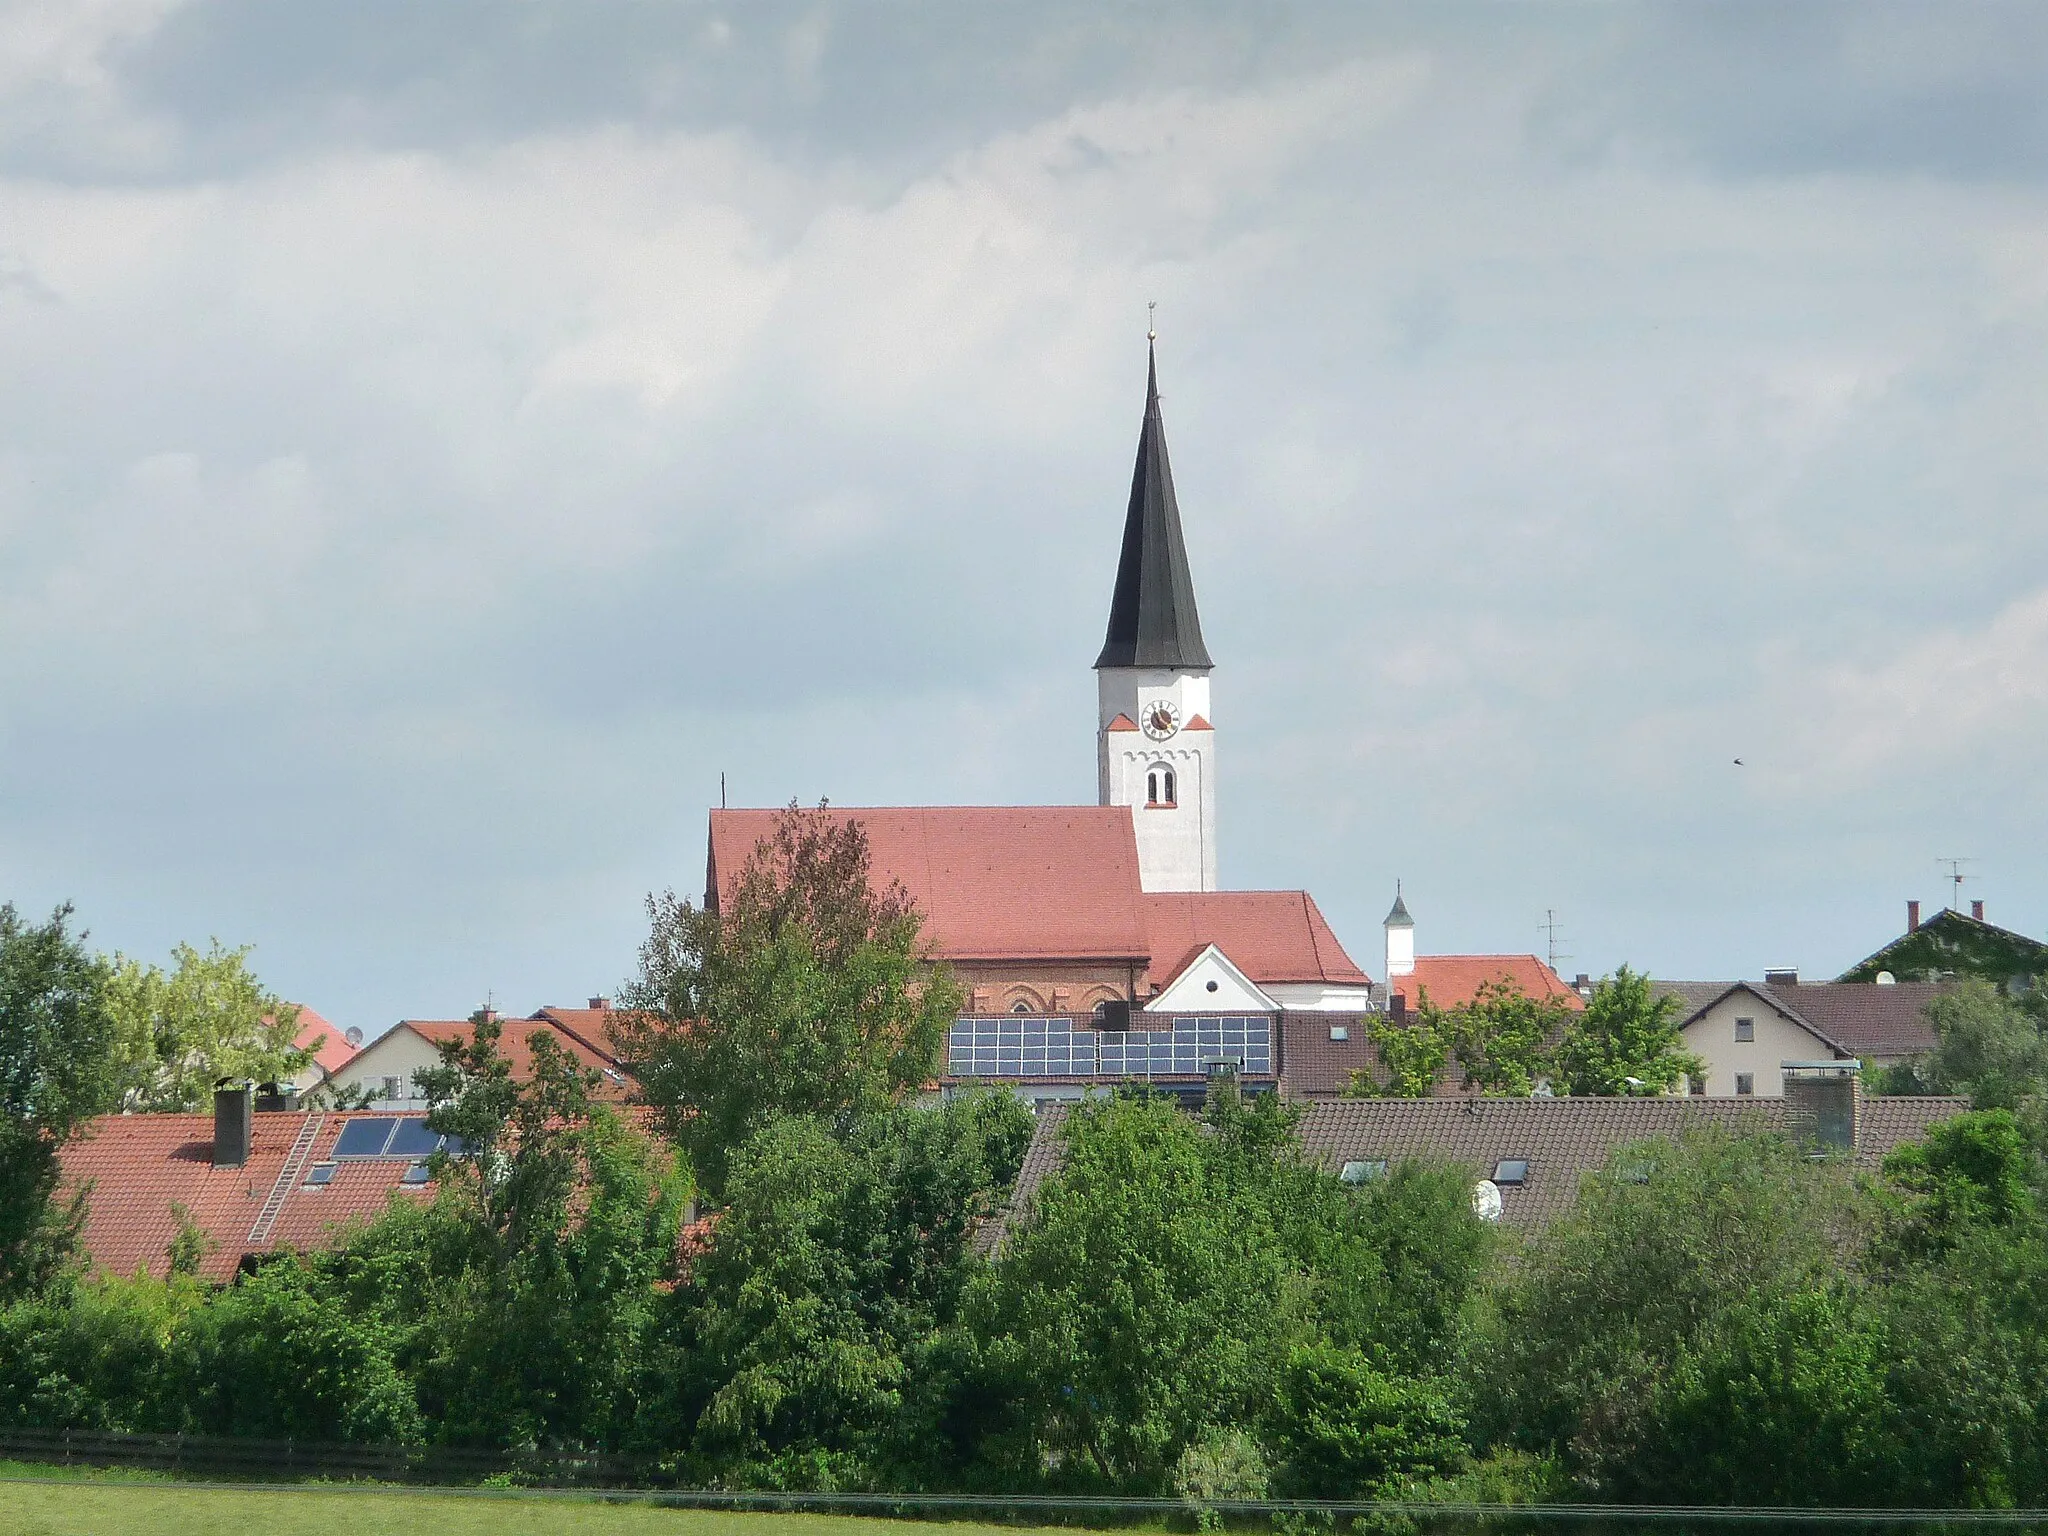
1400;955;1584;1013
708;806;1152;963
398;1017;634;1099
290;1006;356;1076
1183;715;1212;731
1106;714;1139;732
1142;891;1369;987
58;1112;442;1282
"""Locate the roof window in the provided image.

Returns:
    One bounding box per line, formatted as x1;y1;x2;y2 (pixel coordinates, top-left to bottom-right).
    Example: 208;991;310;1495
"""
1340;1160;1388;1185
1329;1025;1350;1042
303;1163;335;1188
399;1162;433;1186
1491;1159;1529;1187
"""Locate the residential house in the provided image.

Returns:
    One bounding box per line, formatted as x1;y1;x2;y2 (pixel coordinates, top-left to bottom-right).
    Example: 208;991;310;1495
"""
323;1007;633;1109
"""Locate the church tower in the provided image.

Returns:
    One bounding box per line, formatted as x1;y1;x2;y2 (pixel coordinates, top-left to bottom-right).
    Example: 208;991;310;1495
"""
1096;341;1217;892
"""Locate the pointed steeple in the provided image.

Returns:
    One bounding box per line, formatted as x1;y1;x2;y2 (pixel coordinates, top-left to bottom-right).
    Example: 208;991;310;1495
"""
1094;342;1214;671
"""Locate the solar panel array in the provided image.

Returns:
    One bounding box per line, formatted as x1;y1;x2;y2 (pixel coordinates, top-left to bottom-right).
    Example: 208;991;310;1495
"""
946;1015;1272;1081
331;1117;467;1160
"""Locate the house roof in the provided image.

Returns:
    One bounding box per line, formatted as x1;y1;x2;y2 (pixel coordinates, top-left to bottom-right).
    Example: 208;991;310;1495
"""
1671;980;1944;1061
1093;343;1212;671
1653;981;1730;1018
1293;1094;1970;1225
290;1006;355;1076
1142;891;1369;988
981;1093;1969;1246
709;805;1152;963
1400;955;1584;1013
58;1111;450;1282
1839;907;2048;985
1276;1011;1379;1097
372;1017;635;1099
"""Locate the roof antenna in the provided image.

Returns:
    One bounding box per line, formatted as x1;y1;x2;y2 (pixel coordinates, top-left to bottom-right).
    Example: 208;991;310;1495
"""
1936;855;1976;911
721;771;727;810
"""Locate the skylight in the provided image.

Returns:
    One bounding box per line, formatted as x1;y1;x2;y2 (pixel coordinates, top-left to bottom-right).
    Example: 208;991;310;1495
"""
1340;1160;1388;1185
1492;1159;1529;1187
303;1164;335;1187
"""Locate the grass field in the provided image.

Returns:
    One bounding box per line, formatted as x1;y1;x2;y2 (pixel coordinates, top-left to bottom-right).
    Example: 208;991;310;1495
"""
0;1475;1088;1536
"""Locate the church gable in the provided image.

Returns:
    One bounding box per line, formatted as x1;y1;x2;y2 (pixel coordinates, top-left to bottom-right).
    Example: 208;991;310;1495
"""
1146;943;1279;1014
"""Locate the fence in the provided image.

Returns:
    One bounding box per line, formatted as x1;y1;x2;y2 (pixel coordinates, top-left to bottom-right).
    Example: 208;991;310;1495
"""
6;1428;2048;1533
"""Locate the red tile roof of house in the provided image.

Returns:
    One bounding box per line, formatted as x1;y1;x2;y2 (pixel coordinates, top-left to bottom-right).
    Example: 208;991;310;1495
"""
1400;955;1585;1013
58;1111;444;1282
290;1006;356;1076
398;1017;635;1099
708;806;1152;963
1142;891;1369;987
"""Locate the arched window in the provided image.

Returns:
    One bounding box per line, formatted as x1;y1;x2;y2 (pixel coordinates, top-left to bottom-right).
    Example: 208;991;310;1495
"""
1147;765;1177;807
1010;999;1033;1015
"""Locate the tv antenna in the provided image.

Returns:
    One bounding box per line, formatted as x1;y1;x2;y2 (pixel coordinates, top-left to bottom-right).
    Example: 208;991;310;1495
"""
1936;856;1976;911
1541;908;1571;971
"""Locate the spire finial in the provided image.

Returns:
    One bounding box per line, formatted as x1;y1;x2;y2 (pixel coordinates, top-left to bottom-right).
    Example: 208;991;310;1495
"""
1147;299;1157;343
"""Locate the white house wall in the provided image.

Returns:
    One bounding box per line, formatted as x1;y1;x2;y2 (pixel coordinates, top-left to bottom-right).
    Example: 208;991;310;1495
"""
1146;945;1277;1014
1682;994;1843;1097
324;1028;445;1109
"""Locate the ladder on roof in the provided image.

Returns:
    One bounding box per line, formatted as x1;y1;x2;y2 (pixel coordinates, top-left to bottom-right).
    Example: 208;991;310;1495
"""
247;1112;326;1248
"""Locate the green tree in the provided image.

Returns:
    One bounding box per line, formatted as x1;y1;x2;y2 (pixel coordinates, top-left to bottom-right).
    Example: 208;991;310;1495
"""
1464;1124;1860;1491
0;903;123;1299
1894;981;2048;1110
103;940;311;1112
1880;1109;2037;1257
1551;966;1702;1096
616;803;961;1199
1448;978;1566;1095
661;1087;1030;1487
961;1093;1319;1491
1350;988;1451;1097
1265;1343;1467;1498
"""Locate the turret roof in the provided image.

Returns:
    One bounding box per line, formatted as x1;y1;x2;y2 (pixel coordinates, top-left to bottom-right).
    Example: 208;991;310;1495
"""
1094;344;1213;671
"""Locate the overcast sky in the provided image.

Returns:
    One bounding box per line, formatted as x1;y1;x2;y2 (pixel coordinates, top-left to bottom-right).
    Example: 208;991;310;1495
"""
4;2;2046;1035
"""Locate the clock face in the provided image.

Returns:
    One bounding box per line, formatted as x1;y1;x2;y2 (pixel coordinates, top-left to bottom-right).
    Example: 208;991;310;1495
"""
1141;699;1181;740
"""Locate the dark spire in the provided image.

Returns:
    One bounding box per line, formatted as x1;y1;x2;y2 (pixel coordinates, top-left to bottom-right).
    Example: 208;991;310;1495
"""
1094;341;1213;671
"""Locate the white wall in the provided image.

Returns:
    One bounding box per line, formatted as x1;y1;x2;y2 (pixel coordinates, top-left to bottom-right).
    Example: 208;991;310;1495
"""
1098;666;1217;891
324;1026;445;1109
1681;992;1843;1097
1146;946;1277;1013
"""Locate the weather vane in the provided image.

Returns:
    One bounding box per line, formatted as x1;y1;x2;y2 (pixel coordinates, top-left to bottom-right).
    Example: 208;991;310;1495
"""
1147;300;1157;342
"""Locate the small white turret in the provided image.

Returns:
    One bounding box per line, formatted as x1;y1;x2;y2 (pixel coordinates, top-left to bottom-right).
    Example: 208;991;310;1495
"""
1384;885;1415;980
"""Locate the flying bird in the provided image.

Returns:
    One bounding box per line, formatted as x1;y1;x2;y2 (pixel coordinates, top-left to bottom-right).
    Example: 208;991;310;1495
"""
1733;758;1745;766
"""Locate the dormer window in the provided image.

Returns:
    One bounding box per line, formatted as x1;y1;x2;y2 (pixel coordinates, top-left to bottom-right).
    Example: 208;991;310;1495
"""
1146;765;1177;807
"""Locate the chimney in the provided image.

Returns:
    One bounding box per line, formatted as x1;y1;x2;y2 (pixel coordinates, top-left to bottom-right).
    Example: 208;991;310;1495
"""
1764;968;1799;988
1781;1062;1861;1155
1907;900;1921;932
1390;990;1408;1024
588;996;611;1010
1971;900;1985;922
1574;972;1592;998
213;1085;253;1168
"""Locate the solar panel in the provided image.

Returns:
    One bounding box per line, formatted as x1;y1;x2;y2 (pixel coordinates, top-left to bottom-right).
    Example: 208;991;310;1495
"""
386;1118;442;1158
946;1015;1272;1081
332;1119;396;1158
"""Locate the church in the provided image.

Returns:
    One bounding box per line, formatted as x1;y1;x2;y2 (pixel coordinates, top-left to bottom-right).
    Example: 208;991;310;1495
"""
705;341;1392;1099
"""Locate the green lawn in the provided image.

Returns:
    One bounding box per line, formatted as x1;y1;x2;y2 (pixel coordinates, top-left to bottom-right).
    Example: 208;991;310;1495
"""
0;1478;1081;1536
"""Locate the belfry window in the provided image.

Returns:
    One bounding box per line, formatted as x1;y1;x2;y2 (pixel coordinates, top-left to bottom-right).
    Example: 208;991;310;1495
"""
1147;766;1177;807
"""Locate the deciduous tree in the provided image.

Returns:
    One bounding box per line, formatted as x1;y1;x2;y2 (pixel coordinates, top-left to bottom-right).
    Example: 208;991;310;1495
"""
1552;965;1702;1097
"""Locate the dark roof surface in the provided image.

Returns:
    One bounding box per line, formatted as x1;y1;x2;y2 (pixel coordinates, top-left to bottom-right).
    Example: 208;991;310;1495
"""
1653;981;1730;1017
1277;1012;1379;1097
1295;1094;1967;1225
1840;907;2048;985
1094;345;1212;671
1763;982;1944;1059
976;1103;1070;1257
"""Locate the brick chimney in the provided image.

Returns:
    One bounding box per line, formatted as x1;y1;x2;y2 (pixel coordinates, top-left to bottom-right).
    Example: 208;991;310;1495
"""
1907;899;1920;932
588;996;611;1010
1972;900;1985;922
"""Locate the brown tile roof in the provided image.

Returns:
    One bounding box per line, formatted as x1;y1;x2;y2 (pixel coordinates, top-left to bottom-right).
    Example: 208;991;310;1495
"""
58;1111;446;1282
1293;1094;1969;1225
1142;891;1369;988
1653;981;1731;1018
1401;955;1585;1013
976;1103;1070;1257
1277;1012;1380;1097
1762;982;1944;1060
399;1017;635;1099
709;806;1152;963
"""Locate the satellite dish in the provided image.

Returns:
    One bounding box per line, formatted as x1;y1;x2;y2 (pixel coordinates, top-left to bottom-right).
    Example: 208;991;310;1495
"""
1471;1179;1504;1222
1875;971;1896;986
344;1026;365;1047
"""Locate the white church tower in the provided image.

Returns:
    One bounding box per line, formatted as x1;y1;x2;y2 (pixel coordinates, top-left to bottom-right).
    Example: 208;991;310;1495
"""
1096;341;1218;892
